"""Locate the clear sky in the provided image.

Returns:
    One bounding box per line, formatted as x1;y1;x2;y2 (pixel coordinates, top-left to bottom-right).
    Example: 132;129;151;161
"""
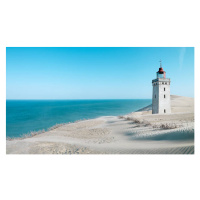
6;47;194;99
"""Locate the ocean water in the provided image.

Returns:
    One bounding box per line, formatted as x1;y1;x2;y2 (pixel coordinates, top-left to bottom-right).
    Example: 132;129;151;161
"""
6;99;151;138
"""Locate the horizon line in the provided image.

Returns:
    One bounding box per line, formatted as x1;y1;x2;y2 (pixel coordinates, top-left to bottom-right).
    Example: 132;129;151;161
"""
6;98;152;100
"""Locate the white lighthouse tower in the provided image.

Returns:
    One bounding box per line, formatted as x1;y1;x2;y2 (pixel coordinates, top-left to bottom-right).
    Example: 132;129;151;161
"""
152;61;171;114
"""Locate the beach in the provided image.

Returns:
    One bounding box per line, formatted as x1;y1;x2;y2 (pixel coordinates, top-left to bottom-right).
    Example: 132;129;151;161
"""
6;95;194;154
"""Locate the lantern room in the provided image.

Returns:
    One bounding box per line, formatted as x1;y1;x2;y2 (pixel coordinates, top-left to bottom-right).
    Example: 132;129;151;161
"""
156;61;166;78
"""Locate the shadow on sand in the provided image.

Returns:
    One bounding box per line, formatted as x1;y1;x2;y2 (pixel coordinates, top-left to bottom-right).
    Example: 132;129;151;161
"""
127;129;194;141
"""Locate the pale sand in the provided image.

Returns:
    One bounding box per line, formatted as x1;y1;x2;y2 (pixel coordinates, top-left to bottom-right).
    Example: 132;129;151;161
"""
6;95;194;154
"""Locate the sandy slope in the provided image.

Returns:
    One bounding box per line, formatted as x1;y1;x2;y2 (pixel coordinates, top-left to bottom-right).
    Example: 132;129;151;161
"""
6;95;194;154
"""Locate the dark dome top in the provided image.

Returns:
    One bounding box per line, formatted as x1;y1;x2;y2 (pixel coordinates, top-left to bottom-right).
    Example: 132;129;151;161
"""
157;67;165;74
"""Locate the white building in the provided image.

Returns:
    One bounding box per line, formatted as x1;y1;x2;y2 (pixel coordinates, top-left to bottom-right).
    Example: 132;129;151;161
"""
152;62;171;114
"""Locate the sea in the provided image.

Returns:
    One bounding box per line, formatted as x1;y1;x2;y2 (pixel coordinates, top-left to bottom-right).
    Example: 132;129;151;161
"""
6;99;151;138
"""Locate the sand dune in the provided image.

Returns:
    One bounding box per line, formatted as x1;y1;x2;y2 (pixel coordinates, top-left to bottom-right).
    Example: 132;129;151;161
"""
6;95;194;154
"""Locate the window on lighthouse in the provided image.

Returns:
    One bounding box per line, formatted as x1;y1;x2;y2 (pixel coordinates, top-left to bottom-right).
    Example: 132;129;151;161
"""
164;94;166;98
164;88;165;91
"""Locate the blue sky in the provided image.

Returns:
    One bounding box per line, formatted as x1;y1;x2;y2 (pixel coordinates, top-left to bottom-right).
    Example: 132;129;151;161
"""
6;47;194;99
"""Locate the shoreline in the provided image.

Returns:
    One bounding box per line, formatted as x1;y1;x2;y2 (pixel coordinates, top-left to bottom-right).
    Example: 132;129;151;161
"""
6;95;194;154
7;102;152;141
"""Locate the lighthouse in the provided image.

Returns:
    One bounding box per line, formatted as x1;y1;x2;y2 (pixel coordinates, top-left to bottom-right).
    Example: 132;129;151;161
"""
152;61;171;114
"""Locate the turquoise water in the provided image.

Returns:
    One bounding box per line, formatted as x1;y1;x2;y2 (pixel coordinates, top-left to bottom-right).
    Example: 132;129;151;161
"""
6;99;151;138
